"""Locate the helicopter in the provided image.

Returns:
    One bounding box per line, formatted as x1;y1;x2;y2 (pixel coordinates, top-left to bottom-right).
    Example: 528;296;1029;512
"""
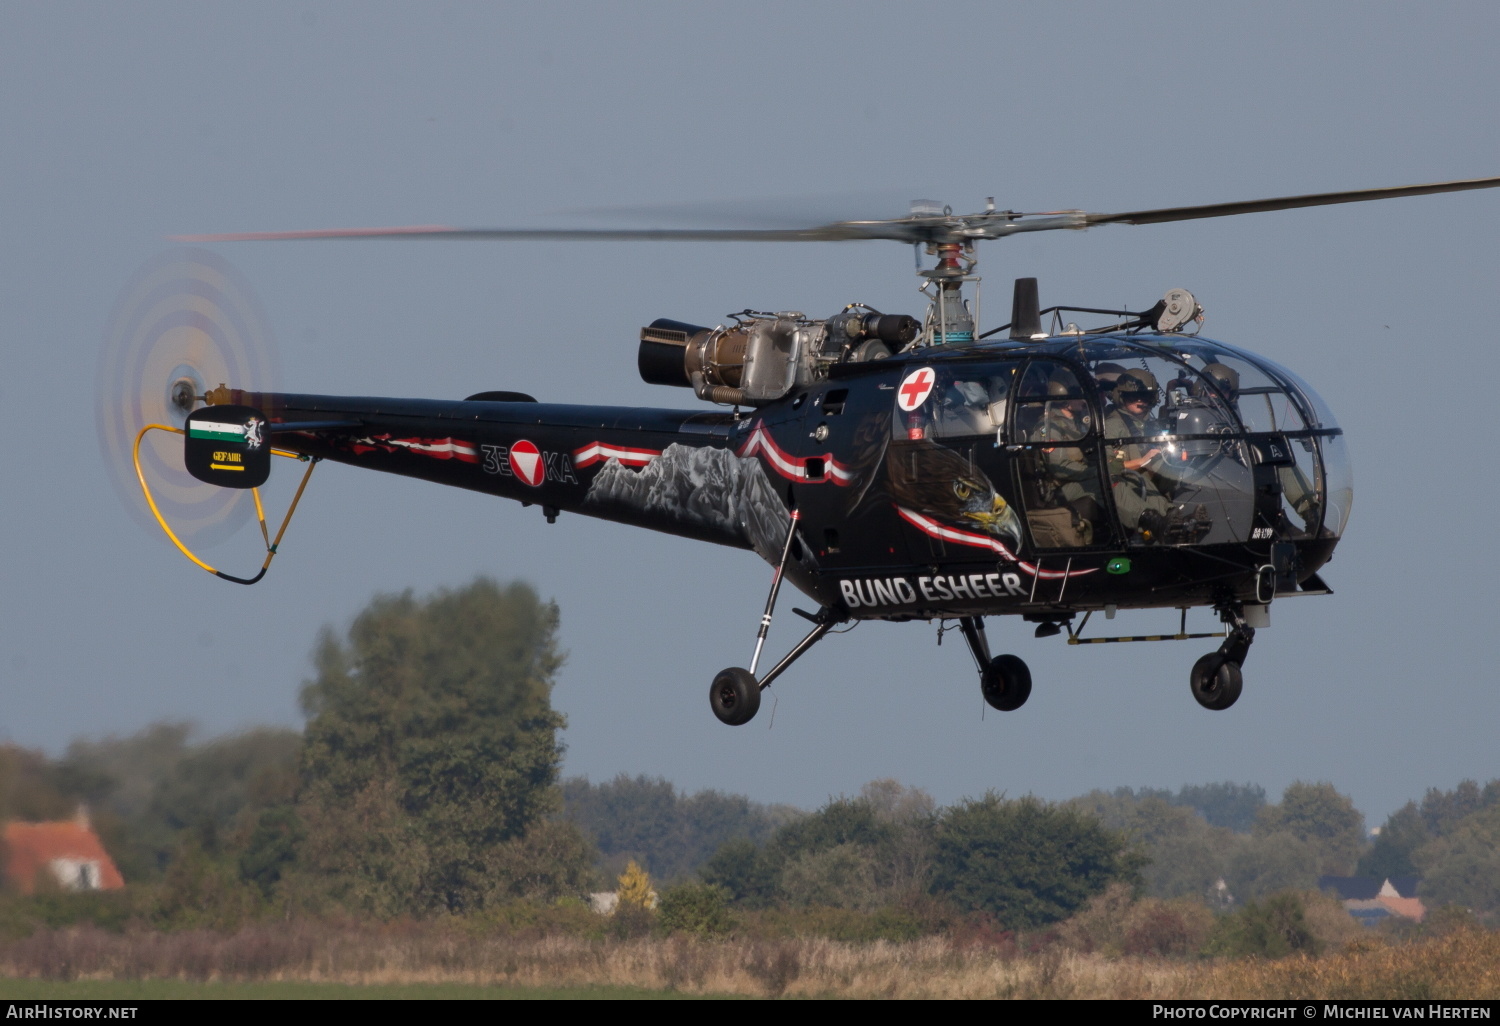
127;175;1500;726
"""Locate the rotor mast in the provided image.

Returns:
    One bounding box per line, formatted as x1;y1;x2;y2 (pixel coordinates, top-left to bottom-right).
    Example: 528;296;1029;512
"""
909;198;1000;348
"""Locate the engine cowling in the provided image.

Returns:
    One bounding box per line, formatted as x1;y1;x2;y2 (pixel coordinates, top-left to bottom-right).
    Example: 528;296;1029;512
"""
638;310;916;406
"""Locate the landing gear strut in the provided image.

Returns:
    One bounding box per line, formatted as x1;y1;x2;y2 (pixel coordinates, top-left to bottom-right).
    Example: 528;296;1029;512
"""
709;607;846;726
958;616;1032;712
1190;606;1254;711
709;508;848;726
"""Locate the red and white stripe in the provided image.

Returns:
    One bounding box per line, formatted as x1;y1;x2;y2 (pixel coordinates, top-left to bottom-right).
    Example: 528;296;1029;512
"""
349;435;479;463
572;442;661;469
895;507;1098;580
737;421;856;485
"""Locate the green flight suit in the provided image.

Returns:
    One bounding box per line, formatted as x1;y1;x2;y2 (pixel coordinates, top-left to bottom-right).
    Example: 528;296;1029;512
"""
1103;406;1171;532
1030;409;1103;509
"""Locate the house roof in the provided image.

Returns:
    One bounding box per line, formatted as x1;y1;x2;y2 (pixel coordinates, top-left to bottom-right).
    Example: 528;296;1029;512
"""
1319;875;1423;900
1319;876;1427;923
1378;895;1426;921
1319;876;1382;900
3;820;125;893
1385;876;1421;899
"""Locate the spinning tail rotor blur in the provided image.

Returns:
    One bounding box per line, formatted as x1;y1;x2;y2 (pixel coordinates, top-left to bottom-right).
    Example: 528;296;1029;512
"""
96;249;281;545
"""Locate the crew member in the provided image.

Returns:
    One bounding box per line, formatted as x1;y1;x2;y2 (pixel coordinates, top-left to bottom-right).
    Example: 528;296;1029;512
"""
1030;377;1104;542
1196;362;1322;533
1104;369;1172;540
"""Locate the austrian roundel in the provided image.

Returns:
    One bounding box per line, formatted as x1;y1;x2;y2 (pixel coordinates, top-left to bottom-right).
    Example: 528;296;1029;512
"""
509;439;545;487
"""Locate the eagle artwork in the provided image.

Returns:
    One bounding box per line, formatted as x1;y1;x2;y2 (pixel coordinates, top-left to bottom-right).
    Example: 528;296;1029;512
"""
885;438;1023;548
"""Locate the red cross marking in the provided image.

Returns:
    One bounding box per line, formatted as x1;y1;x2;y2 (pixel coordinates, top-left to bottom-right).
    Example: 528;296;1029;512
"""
897;368;935;412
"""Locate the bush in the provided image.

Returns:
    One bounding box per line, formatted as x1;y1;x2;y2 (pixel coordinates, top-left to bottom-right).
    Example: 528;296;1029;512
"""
1057;883;1214;958
656;882;733;935
1207;892;1319;959
1123;901;1215;957
481;819;598;904
465;897;607;939
930;794;1141;930
700;837;779;907
778;843;880;910
0;889;143;937
735;903;933;943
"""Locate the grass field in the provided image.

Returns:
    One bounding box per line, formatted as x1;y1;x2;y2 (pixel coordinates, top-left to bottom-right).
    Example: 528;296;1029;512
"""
0;926;1495;999
0;978;737;1000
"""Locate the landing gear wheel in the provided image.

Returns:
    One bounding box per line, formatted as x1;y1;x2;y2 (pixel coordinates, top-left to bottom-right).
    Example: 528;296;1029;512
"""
710;667;762;726
981;654;1032;712
1190;654;1243;710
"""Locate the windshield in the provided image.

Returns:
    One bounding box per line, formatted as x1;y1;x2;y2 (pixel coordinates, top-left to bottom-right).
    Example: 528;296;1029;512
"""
884;339;1348;552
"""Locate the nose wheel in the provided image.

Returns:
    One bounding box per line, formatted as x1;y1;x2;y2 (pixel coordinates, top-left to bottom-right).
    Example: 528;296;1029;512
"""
1190;609;1254;710
956;616;1032;712
1189;654;1243;710
981;653;1033;711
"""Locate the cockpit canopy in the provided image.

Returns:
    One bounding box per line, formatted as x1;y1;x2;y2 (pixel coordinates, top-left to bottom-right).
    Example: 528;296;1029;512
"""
893;334;1350;550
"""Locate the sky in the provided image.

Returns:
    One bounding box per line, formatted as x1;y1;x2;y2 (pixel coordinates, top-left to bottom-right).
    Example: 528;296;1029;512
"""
2;1;1498;827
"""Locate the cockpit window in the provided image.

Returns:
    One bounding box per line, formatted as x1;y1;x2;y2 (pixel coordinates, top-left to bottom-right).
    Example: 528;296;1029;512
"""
1171;352;1306;434
1165;343;1340;538
884;340;1348;550
1093;351;1256;546
895;363;1017;442
1013;361;1108;548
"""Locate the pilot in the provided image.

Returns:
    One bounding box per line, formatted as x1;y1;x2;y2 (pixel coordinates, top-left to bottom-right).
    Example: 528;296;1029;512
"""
1030;377;1104;538
1093;363;1127;404
1195;362;1322;533
1193;362;1240;404
1103;369;1173;539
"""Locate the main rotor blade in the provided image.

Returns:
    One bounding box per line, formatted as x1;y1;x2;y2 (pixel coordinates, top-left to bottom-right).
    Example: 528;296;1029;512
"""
171;175;1500;246
1084;175;1500;227
169;223;914;243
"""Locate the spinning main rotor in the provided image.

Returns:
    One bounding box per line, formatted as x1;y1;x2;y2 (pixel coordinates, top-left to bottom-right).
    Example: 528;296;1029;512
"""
172;174;1500;351
173;175;1500;247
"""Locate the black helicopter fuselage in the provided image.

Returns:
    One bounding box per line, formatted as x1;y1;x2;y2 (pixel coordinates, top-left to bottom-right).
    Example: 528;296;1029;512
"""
226;331;1345;628
170;172;1500;719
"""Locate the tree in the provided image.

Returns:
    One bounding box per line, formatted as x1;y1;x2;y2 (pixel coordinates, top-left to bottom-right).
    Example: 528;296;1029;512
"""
779;843;882;910
766;791;933;908
559;773;792;882
1412;804;1500;916
1417;779;1500;835
616;859;655;909
1357;801;1428;879
54;723;300;883
699;837;780;907
698;783;936;910
1174;782;1266;833
147;728;301;879
0;744;79;823
296;578;567;915
657;882;733;934
929;794;1141;929
1069;789;1235;901
772;796;895;860
1206;892;1319;959
1254;782;1364;874
1360;779;1500;881
1223;832;1321;901
56;723;194;826
480;818;596;904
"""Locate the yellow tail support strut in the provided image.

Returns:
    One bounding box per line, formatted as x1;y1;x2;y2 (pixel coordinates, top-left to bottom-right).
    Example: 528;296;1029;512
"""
133;424;318;585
